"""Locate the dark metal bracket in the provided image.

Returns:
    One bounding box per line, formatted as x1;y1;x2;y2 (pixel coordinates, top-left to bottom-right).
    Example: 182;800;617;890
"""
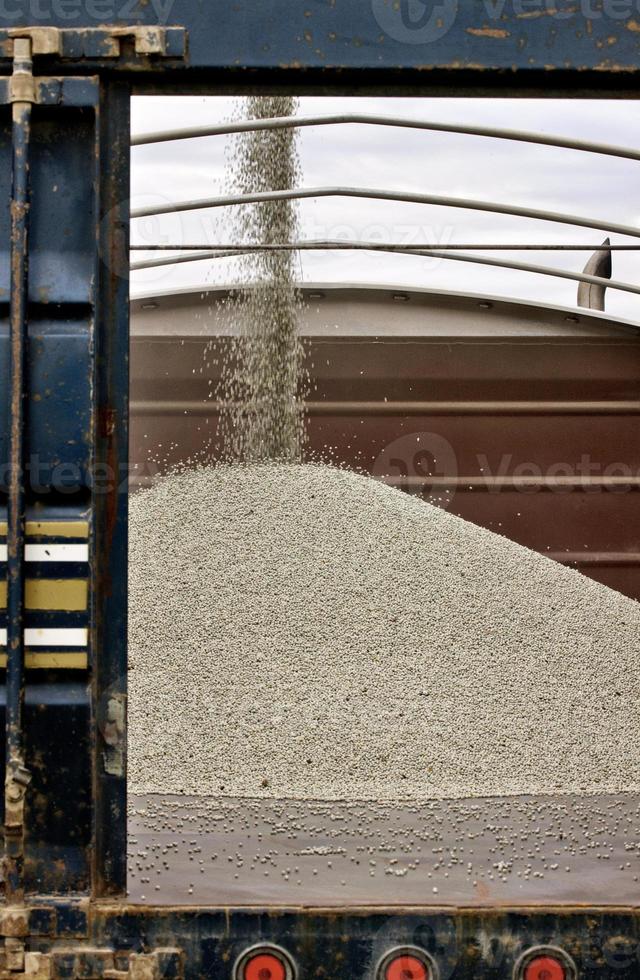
0;908;182;980
0;27;186;63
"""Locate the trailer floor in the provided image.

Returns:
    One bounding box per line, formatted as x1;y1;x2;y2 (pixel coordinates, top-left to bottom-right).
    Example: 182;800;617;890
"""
127;793;640;906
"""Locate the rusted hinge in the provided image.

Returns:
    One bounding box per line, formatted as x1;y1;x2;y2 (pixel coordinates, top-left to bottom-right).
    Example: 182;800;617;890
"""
0;26;186;61
3;764;33;905
4;766;31;831
0;909;32;978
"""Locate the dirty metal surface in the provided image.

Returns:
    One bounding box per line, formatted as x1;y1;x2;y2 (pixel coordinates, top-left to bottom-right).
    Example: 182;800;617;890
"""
0;101;98;305
83;901;640;980
0;75;122;897
1;2;640;84
0;683;91;895
0;897;632;979
127;793;640;908
0;320;92;491
91;79;131;898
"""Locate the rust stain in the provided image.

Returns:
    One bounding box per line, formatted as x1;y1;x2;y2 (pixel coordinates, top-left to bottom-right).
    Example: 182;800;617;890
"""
465;27;511;38
475;880;492;902
626;18;640;31
592;60;634;70
101;694;126;777
403;55;638;72
98;406;116;439
0;909;29;938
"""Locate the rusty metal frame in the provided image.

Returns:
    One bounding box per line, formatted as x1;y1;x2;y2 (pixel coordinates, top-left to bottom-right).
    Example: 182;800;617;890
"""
92;78;130;899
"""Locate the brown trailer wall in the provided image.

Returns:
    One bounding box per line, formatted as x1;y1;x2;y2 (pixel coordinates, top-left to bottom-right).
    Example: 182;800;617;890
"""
130;288;640;601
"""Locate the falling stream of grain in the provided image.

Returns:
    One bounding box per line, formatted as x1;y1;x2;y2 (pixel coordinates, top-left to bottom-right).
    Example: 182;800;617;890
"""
217;96;308;462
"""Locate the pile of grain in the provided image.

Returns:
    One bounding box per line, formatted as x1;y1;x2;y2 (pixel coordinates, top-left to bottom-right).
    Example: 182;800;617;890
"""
217;96;308;462
128;462;640;801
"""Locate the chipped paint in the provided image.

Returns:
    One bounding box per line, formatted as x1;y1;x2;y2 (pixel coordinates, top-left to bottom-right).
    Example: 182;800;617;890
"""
465;27;511;38
100;694;126;777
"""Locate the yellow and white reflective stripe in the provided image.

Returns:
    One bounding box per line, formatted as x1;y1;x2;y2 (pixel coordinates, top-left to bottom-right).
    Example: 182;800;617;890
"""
0;627;88;647
0;652;88;669
0;544;89;562
0;520;90;669
26;521;88;539
25;543;89;562
0;521;89;539
0;580;88;611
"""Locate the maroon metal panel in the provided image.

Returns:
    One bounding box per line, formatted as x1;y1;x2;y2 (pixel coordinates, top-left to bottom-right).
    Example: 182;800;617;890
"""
130;320;640;601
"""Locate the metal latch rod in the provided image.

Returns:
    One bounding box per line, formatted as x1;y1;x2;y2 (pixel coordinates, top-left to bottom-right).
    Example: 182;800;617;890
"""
4;35;33;912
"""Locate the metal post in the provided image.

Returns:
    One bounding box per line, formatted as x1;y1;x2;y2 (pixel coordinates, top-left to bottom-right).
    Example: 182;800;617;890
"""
4;35;34;914
92;79;130;898
577;238;612;311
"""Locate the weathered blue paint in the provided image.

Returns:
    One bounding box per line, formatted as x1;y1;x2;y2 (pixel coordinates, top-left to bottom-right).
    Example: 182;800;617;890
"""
0;686;91;895
0;322;92;492
0;102;97;304
1;77;100;898
1;68;128;901
0;1;639;78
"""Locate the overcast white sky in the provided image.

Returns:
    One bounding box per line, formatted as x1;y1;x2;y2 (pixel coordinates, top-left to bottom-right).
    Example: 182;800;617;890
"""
130;96;640;321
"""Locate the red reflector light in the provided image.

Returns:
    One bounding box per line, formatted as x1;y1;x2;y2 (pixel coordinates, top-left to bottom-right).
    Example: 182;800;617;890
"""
385;953;430;980
524;955;566;980
243;953;287;980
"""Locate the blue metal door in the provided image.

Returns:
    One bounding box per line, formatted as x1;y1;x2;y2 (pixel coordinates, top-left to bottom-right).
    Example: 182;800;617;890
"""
0;55;129;900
